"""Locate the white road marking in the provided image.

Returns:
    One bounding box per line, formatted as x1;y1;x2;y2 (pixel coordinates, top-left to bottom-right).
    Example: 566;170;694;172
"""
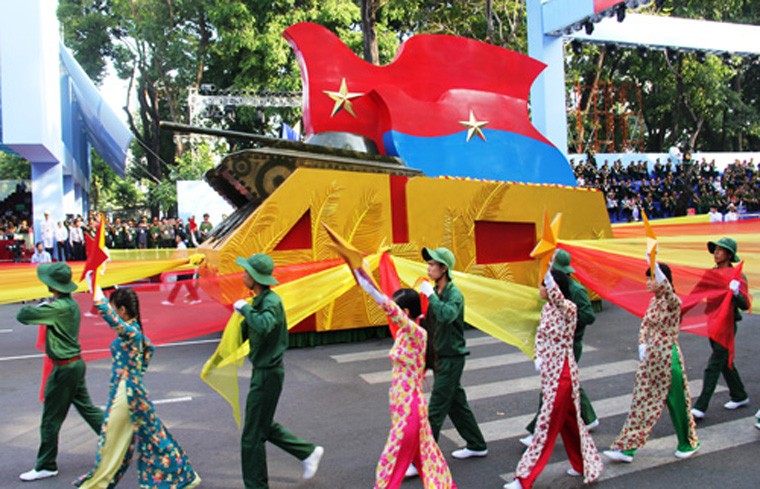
358;346;599;384
0;338;221;362
330;335;502;363
465;359;639;402
443;379;725;443
499;417;758;484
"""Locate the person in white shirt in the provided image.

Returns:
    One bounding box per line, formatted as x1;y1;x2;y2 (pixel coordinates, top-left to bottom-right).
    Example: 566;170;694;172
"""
30;242;52;264
40;211;55;258
724;204;739;222
69;219;85;260
708;206;724;223
55;222;69;262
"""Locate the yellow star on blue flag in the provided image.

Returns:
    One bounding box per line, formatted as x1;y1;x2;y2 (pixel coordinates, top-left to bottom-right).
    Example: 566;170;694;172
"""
459;110;489;142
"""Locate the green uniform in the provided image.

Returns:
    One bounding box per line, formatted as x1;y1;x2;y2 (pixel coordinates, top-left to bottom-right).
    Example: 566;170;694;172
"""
527;277;598;433
17;297;104;471
238;289;315;489
426;281;487;451
199;221;213;242
693;273;749;412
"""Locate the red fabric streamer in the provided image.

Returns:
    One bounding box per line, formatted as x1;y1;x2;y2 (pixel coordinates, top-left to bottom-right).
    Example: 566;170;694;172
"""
560;243;750;366
70;258;348;362
80;219;109;283
36;325;52;402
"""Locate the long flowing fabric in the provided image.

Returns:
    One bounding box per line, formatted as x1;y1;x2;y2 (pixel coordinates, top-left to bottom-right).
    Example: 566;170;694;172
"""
560;243;750;365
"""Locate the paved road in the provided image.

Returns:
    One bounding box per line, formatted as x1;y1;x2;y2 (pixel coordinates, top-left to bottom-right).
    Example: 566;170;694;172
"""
1;300;759;488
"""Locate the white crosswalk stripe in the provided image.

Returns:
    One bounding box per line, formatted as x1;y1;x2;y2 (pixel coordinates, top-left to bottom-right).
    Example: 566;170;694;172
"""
356;346;599;384
444;379;726;443
330;333;748;485
330;335;502;363
500;418;757;484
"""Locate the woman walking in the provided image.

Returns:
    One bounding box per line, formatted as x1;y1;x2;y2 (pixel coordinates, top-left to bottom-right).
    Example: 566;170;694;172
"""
355;272;455;489
604;262;700;463
503;268;602;489
76;279;200;488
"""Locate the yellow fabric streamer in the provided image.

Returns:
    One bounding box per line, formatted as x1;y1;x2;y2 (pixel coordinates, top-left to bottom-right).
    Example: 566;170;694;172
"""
0;259;192;304
201;254;382;427
391;257;542;358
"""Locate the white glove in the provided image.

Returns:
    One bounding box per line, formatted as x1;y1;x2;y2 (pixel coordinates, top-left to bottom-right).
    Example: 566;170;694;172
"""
638;343;647;362
354;271;387;304
548;249;559;272
85;270;94;292
653;262;667;284
86;271;105;301
543;267;556;290
420;280;435;298
729;279;741;296
534;357;542;373
233;299;249;314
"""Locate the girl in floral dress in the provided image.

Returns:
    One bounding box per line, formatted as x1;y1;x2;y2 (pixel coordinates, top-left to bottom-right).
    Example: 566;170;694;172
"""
354;273;455;489
76;284;200;489
504;269;602;489
603;262;700;463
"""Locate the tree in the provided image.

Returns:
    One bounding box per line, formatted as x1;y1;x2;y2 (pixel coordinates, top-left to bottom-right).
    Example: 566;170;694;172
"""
0;152;30;180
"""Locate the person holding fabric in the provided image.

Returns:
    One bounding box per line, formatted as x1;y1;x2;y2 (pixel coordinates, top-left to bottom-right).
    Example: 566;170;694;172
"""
16;263;104;482
521;250;598;447
691;237;750;419
418;246;488;461
504;267;602;489
354;274;456;489
604;262;701;464
76;280;200;489
233;253;323;489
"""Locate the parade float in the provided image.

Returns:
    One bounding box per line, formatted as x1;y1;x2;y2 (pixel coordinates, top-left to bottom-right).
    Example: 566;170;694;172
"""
188;22;611;341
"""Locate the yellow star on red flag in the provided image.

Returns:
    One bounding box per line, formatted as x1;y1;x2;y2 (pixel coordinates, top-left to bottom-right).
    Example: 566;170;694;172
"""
530;210;562;285
459;110;489;142
323;78;363;118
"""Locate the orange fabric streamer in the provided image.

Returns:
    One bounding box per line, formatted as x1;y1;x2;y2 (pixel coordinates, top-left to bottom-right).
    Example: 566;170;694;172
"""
559;242;750;366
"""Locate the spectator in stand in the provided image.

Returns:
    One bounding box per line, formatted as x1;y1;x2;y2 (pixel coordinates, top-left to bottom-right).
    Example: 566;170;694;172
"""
708;206;724;223
124;220;136;249
31;242;52;264
136;217;149;249
149;217;161;248
160;218;174;248
724;204;739;222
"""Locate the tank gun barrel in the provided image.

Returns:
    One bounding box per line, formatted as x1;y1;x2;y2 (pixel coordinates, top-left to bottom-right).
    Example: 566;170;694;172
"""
159;121;304;150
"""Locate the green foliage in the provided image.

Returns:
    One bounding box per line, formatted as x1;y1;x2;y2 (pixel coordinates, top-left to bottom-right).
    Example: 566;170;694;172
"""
57;0;759;207
0;152;30;180
90;151;145;212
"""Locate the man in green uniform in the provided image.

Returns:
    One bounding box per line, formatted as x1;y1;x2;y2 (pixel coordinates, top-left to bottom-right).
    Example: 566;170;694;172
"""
16;263;104;481
521;249;599;446
199;213;213;243
691;237;750;419
419;247;488;459
234;253;323;489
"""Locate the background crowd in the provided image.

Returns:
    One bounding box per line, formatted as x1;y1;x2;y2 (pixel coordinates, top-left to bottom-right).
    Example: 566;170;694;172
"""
573;155;759;223
0;212;216;262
